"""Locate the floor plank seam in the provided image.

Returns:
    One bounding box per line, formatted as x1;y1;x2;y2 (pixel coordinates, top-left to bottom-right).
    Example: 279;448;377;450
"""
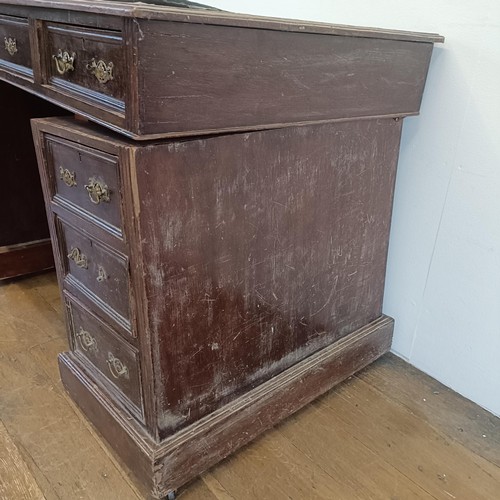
60;392;144;499
3;421;59;500
275;426;352;487
353;372;500;471
317;398;441;500
200;473;236;500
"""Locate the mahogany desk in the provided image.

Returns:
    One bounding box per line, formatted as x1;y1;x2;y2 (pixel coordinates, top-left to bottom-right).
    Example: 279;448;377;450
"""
0;1;443;497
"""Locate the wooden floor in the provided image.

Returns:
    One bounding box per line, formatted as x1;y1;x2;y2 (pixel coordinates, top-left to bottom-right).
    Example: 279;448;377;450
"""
1;273;500;500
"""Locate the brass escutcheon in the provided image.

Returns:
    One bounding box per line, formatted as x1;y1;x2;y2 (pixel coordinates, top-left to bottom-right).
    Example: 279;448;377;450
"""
96;265;108;283
59;166;77;187
86;58;114;84
53;49;76;75
4;37;17;56
107;353;129;379
85;177;110;205
67;247;88;269
76;327;97;352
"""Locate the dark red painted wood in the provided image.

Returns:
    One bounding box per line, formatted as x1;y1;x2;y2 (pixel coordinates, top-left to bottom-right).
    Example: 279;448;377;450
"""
44;134;123;236
21;3;441;496
59;315;393;499
0;14;32;76
137;21;433;136
0;80;68;279
0;240;54;280
56;217;132;327
0;1;441;139
133;118;403;437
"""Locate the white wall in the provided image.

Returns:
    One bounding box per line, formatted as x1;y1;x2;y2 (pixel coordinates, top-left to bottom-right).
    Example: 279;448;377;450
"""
209;0;500;416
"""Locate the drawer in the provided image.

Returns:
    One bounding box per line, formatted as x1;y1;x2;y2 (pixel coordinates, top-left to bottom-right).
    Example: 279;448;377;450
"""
44;22;125;111
57;218;132;329
66;294;143;417
0;15;32;78
45;134;123;236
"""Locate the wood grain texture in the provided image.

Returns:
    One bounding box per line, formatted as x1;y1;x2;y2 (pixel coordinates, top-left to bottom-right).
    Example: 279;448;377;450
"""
32;114;402;496
18;5;442;494
277;403;433;499
0;420;46;500
0;276;143;500
31;114;403;446
0;2;440;140
2;274;500;500
132;118;402;435
137;21;433;136
318;376;500;500
59;314;393;498
356;353;500;468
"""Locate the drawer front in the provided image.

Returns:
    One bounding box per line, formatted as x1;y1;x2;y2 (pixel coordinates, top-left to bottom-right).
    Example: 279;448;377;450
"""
58;219;131;327
45;23;125;110
0;15;32;77
45;135;123;236
67;295;143;415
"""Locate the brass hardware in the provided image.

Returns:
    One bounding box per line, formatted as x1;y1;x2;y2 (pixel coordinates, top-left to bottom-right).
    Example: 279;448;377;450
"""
86;58;114;84
52;49;76;75
96;265;108;283
76;327;97;352
59;166;77;187
67;247;88;269
4;37;17;56
107;353;129;379
85;177;110;205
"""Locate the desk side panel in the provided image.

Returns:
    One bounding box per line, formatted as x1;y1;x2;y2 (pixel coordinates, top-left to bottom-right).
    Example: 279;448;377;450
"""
133;119;403;438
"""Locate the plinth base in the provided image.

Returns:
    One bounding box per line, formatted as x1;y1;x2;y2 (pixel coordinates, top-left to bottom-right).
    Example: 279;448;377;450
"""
59;314;393;498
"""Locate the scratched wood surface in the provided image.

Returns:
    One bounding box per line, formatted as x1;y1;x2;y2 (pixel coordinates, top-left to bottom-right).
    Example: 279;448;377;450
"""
0;2;441;142
134;118;403;438
1;271;499;499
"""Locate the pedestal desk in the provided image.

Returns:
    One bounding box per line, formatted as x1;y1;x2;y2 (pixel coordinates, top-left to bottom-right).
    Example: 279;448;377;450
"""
0;1;443;497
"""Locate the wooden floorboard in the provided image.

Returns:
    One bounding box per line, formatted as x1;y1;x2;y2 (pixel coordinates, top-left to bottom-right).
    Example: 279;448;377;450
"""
356;353;500;468
1;272;499;499
0;420;46;500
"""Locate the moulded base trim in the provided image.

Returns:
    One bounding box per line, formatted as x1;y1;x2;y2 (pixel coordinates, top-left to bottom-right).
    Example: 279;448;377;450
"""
0;239;54;280
59;314;394;498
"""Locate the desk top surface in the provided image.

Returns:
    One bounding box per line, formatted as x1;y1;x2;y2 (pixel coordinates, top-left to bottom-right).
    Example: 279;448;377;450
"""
0;0;444;43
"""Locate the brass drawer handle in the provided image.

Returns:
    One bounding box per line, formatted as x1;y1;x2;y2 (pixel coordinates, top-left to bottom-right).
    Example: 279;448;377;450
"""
85;177;110;205
96;265;108;283
107;353;129;380
67;247;88;269
59;166;77;187
4;37;17;56
53;49;76;75
76;327;97;352
87;58;114;84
